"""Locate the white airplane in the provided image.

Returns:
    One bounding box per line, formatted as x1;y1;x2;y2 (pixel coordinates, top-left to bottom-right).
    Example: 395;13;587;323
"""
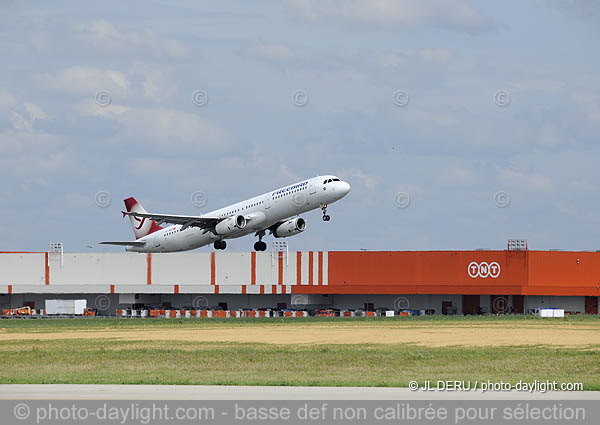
101;175;350;252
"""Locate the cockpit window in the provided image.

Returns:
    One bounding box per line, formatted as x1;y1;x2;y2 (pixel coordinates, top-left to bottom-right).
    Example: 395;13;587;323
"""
332;178;340;181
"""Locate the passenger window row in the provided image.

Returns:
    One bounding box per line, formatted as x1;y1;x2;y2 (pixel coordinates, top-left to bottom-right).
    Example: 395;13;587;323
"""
219;201;264;218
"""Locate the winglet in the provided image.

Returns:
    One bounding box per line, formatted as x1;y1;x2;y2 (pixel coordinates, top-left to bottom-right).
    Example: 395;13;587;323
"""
122;211;127;218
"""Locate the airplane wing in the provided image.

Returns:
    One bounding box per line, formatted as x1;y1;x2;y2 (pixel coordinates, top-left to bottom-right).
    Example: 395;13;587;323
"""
123;211;221;230
100;241;147;247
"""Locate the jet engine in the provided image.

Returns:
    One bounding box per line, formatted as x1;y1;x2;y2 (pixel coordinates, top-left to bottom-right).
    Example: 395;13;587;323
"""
214;215;246;235
273;217;306;238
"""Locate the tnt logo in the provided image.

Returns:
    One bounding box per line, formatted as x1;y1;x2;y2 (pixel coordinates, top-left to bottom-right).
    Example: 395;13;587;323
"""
468;261;501;279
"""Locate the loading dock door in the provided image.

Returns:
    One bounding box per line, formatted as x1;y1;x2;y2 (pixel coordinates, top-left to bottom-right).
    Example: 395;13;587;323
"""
513;295;524;314
462;295;480;315
441;301;453;315
491;295;509;314
585;297;598;315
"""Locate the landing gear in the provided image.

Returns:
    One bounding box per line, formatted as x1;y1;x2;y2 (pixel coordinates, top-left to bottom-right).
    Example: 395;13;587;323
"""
213;240;227;250
321;204;330;221
254;231;267;251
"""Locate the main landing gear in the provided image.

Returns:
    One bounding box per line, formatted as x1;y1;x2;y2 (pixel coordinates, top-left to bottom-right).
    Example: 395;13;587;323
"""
214;240;227;250
321;204;330;221
254;241;267;251
254;231;267;251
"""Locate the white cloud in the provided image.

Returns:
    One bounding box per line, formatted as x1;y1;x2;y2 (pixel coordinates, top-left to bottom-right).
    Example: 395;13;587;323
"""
419;47;452;63
444;167;478;185
10;112;30;131
77;20;188;59
115;108;230;150
37;66;130;96
0;129;63;156
497;169;554;192
77;102;230;151
548;0;600;20
377;47;452;71
247;43;295;61
341;169;377;190
508;79;566;93
0;91;18;113
572;92;600;124
78;99;131;117
558;201;575;214
24;102;48;121
396;106;459;127
30;32;51;53
39;63;179;105
9;102;49;132
377;51;411;68
63;192;98;212
163;38;188;59
287;0;494;33
279;164;301;181
536;123;562;148
571;178;594;193
130;63;177;103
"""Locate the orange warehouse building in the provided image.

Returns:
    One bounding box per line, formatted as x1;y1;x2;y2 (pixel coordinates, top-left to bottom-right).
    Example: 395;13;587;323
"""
1;243;599;315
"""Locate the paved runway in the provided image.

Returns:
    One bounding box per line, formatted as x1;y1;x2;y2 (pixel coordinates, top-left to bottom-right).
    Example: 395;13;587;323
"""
1;385;599;400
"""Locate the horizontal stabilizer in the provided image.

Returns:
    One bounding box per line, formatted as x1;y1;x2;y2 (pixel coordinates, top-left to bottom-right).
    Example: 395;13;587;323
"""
99;241;147;247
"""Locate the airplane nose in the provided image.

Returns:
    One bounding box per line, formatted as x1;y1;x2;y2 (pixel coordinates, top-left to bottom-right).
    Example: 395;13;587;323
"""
341;181;351;196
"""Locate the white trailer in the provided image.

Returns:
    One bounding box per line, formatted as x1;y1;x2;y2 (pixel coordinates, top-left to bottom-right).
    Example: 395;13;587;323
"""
537;308;565;318
45;299;87;315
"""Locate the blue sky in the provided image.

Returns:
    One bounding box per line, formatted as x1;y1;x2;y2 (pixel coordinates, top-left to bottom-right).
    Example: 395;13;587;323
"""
1;0;599;252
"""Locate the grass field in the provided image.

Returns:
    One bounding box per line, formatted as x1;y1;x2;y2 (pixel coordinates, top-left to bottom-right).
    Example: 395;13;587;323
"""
1;316;599;388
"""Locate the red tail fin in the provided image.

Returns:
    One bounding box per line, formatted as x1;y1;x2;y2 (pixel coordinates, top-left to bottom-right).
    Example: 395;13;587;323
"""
123;197;163;239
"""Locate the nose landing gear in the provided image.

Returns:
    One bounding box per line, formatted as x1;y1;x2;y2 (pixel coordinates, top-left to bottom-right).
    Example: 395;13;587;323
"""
321;204;330;221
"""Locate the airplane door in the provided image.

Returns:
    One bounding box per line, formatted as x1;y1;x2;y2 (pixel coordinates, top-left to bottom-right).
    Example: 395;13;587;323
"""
264;194;271;209
309;181;316;195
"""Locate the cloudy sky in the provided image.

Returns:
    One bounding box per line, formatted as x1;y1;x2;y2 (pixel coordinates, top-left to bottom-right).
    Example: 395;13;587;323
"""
1;0;599;252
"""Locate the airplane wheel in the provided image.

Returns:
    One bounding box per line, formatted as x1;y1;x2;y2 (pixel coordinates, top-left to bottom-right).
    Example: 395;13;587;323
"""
323;215;331;221
214;241;221;250
254;242;261;251
260;241;267;251
221;241;227;250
